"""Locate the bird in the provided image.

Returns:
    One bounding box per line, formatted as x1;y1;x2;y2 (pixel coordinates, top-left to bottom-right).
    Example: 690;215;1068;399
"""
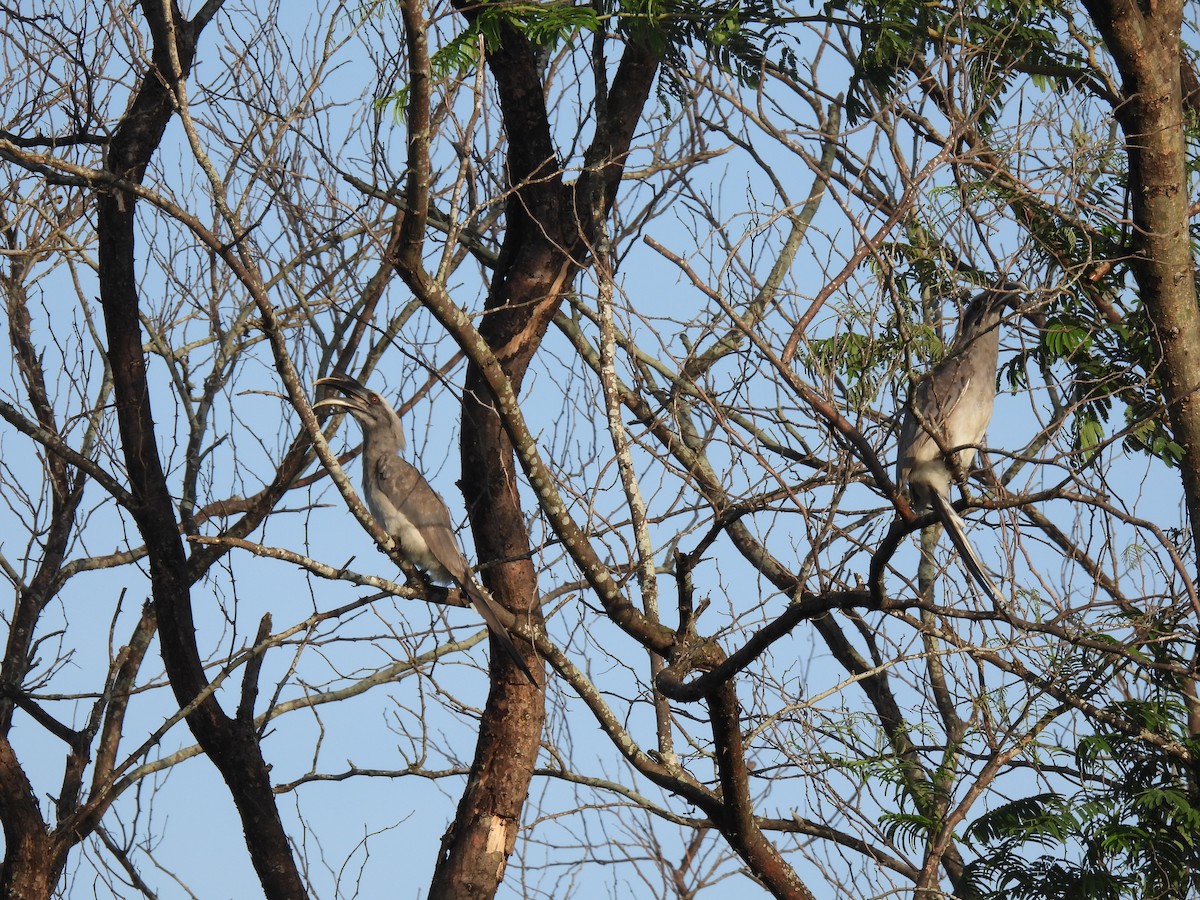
896;289;1013;606
313;372;536;683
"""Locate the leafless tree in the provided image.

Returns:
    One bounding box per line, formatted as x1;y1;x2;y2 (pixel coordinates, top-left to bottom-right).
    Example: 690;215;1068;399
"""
1;0;1198;898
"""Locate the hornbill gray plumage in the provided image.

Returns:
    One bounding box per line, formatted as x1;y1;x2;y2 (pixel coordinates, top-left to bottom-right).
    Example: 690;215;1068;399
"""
896;289;1013;606
314;373;536;683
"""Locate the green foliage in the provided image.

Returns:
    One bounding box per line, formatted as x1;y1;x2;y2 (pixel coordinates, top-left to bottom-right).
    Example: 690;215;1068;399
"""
382;0;797;116
823;233;982;408
1073;408;1105;464
1046;304;1181;468
805;327;892;406
1124;399;1186;467
805;291;960;411
965;792;1080;848
963;696;1200;900
832;0;1081;128
602;0;800;98
456;2;601;55
990;281;1182;469
879;810;940;852
1041;319;1092;357
381;2;601;115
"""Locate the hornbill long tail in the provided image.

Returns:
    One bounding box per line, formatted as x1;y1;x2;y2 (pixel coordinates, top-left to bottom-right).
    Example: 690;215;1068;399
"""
896;289;1014;607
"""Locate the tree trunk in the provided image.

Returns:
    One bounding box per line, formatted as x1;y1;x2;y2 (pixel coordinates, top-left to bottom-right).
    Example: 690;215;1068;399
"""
426;15;661;897
1081;0;1200;553
94;3;307;897
0;738;66;899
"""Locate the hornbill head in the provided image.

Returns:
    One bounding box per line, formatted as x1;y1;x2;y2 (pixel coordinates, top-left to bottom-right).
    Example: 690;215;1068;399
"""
313;372;405;450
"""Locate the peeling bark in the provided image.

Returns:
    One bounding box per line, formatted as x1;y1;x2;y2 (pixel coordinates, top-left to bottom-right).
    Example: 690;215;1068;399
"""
426;13;663;898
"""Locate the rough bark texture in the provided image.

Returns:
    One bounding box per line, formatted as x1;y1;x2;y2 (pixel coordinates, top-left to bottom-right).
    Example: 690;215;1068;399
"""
0;739;66;898
1081;0;1200;818
1081;0;1200;550
93;3;306;897
426;16;662;898
705;680;818;900
0;243;84;900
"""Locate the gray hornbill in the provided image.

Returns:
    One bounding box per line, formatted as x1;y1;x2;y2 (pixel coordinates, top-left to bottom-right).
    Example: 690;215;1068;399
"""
314;372;536;683
896;289;1014;605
